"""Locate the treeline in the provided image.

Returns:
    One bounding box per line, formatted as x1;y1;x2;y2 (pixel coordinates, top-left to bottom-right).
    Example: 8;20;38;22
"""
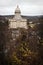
0;16;43;65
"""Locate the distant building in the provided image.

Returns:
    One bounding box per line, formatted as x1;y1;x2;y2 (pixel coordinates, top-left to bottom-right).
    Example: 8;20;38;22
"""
9;5;27;29
9;6;28;40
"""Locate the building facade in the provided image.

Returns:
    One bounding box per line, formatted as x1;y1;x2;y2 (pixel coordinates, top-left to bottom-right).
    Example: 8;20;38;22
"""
9;6;28;40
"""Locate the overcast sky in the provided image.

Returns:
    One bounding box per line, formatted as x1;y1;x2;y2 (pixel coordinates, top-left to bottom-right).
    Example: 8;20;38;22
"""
0;0;43;16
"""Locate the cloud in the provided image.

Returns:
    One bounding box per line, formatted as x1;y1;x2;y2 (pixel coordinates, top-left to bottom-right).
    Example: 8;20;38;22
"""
0;0;43;7
0;0;43;15
0;0;19;7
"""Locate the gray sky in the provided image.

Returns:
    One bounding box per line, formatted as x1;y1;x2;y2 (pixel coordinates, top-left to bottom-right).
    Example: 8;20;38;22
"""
0;0;43;16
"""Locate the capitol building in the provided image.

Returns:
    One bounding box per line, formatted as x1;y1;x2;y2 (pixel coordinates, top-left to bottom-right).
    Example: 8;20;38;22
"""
9;5;28;29
8;5;28;40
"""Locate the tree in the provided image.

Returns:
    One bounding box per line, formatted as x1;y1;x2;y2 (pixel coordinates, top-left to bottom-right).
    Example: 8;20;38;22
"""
0;17;9;65
9;28;39;65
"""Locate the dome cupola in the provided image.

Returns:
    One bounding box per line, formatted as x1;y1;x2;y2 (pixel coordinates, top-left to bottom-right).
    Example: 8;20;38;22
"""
15;5;21;14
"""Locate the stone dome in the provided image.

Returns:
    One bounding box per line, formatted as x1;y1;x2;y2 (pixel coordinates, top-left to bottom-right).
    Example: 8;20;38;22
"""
15;5;21;13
